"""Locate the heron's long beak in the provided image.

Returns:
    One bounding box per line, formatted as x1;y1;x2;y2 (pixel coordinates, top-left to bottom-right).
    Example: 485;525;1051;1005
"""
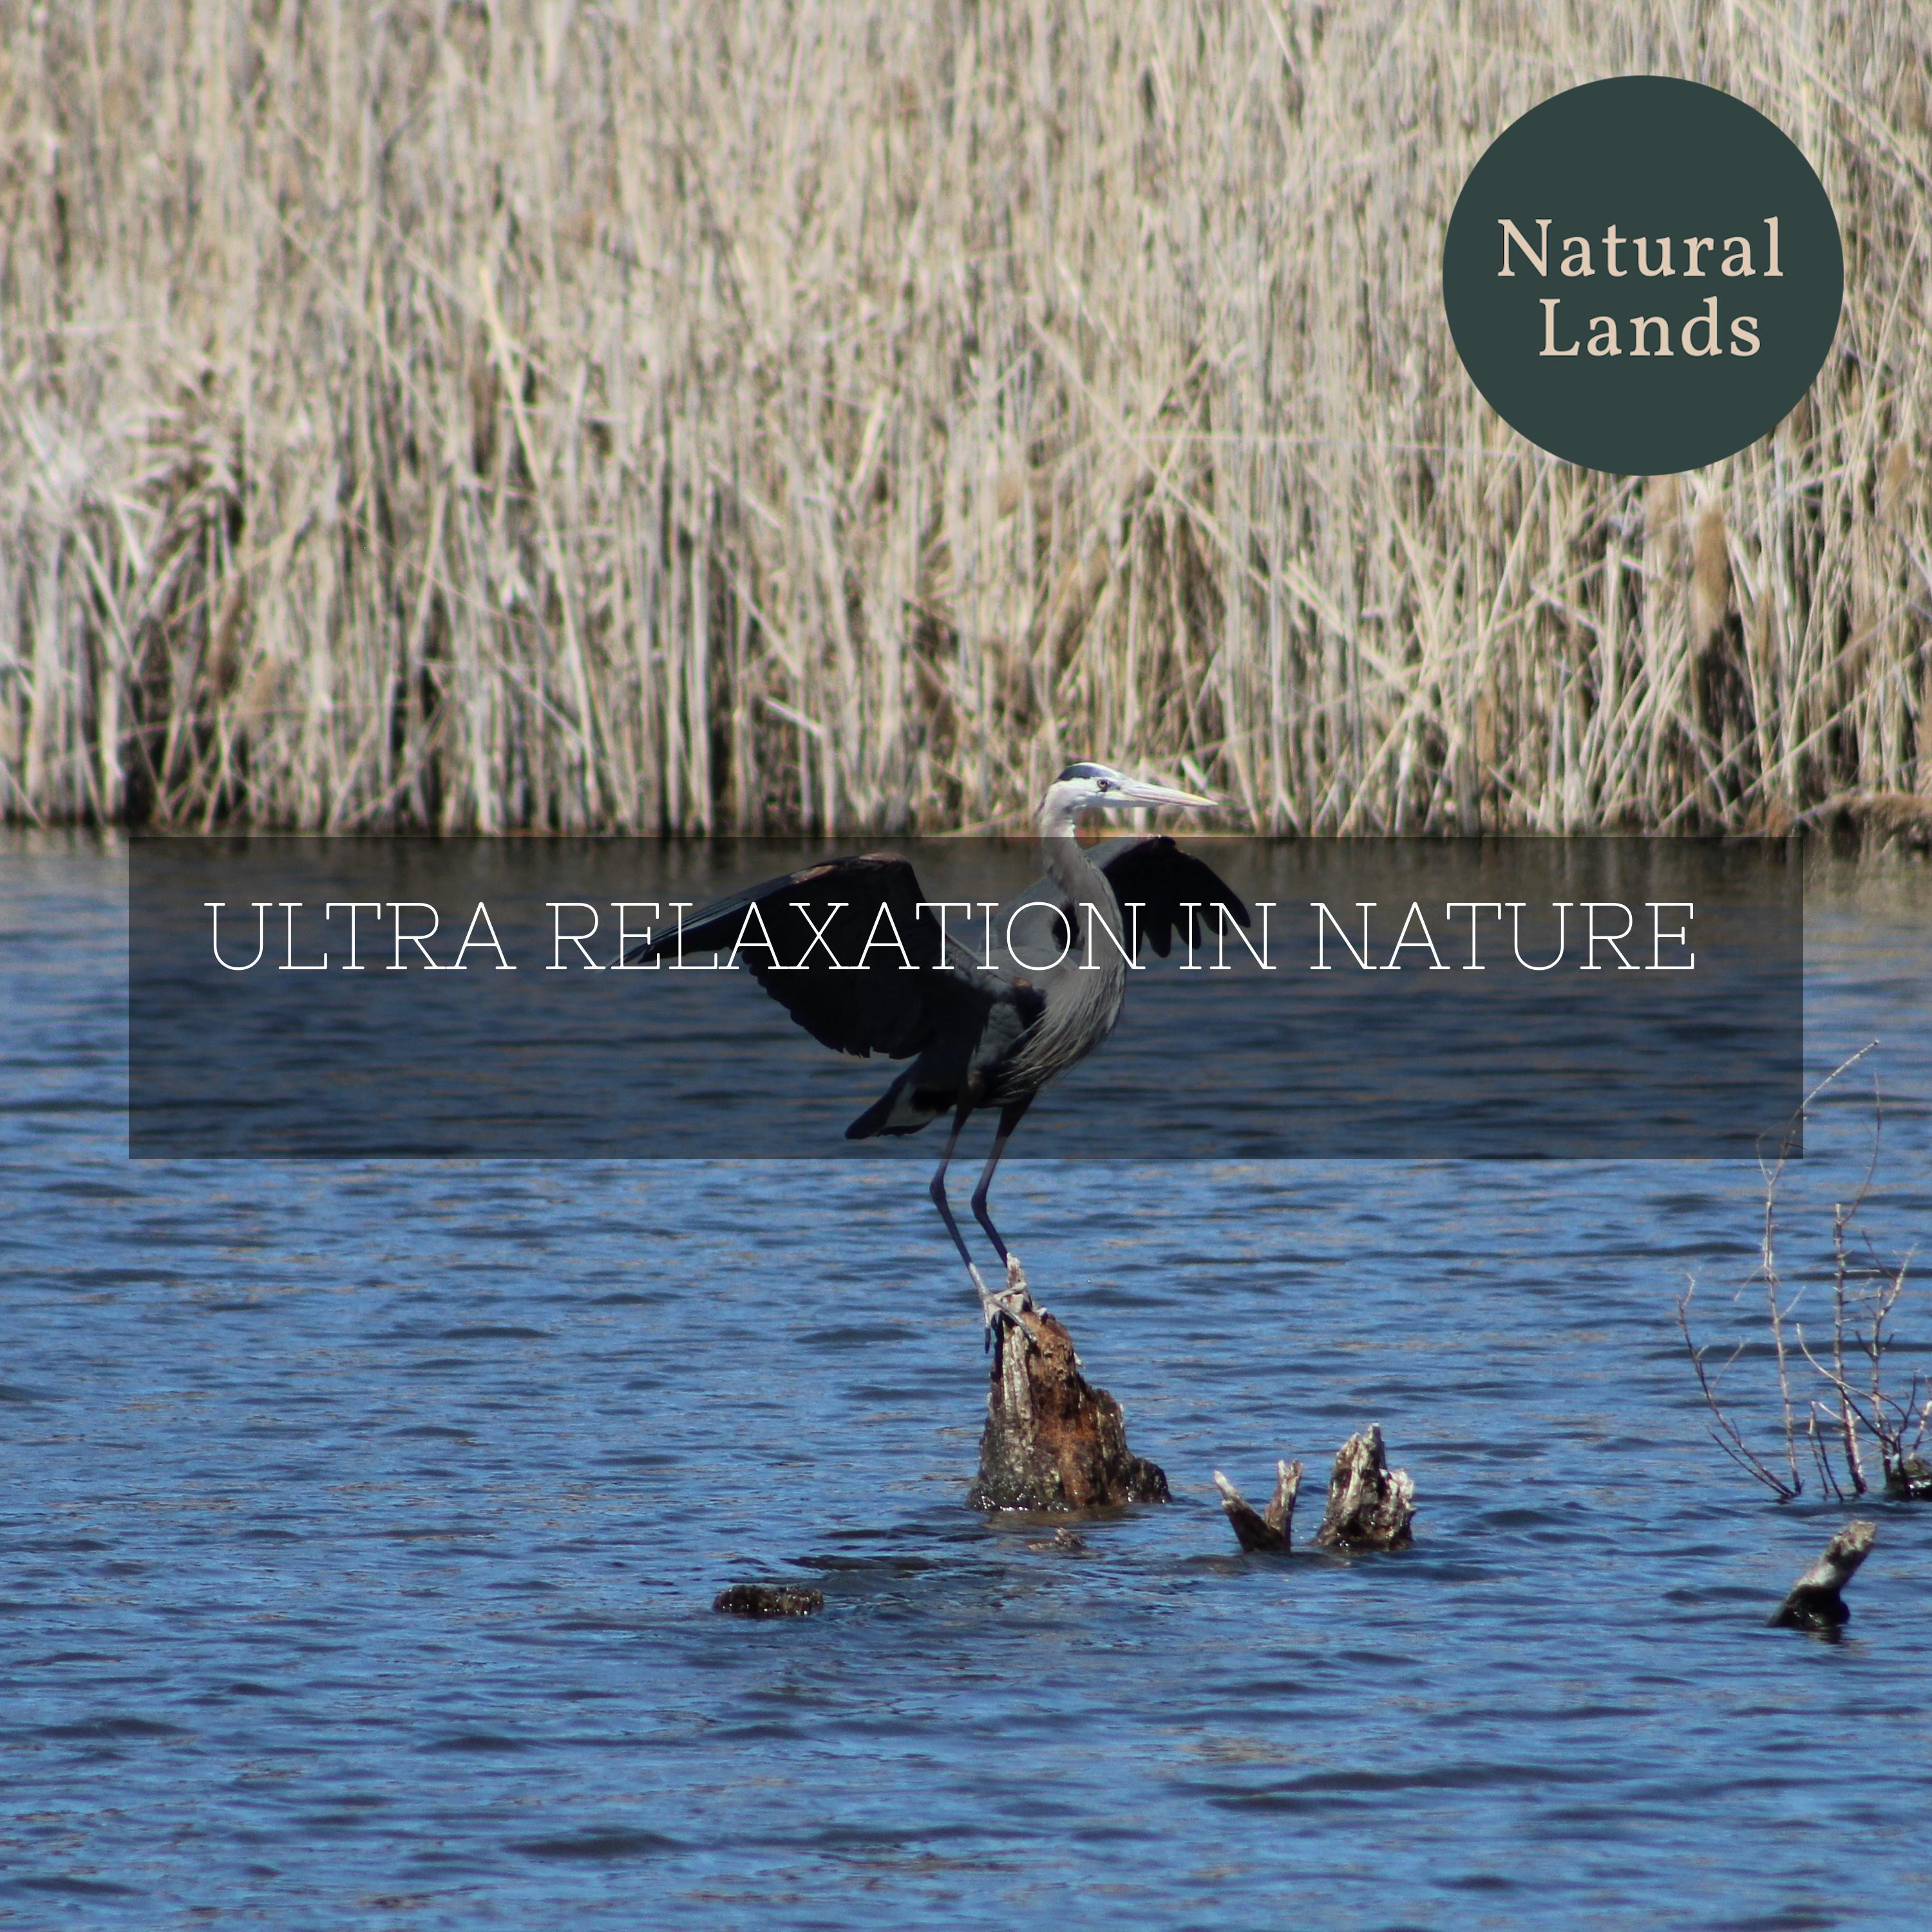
1113;778;1216;811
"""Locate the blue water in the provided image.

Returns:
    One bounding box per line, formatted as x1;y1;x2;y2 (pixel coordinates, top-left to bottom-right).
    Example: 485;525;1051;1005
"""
4;832;1931;1929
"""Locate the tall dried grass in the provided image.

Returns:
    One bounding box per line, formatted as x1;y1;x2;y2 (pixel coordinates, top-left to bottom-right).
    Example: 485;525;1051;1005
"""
0;0;1926;834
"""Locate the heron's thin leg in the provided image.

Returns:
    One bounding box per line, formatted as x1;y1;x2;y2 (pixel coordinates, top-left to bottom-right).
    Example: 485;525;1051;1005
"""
929;1103;1001;1331
970;1095;1035;1298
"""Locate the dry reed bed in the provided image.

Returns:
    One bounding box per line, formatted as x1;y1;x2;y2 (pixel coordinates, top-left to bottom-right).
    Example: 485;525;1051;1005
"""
0;0;1926;834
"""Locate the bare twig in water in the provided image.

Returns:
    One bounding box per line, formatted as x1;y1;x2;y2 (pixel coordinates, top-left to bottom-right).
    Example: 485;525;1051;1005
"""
1676;1289;1801;1501
1681;1045;1929;1502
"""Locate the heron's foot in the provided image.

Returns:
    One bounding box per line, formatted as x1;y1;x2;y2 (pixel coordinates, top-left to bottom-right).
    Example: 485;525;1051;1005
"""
974;1265;1032;1349
1003;1251;1030;1300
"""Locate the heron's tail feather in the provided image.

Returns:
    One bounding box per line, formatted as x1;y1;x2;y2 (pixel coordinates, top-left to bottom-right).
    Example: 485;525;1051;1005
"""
847;1070;952;1139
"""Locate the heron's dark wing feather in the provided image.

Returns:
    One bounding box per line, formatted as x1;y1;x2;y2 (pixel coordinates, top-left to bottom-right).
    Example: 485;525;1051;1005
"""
1092;835;1251;958
625;853;983;1057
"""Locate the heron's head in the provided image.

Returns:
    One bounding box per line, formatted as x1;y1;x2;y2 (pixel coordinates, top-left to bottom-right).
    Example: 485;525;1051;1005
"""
1039;761;1215;833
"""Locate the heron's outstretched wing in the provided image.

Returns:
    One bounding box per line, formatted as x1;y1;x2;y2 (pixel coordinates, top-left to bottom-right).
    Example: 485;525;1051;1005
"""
625;852;990;1058
1092;835;1251;958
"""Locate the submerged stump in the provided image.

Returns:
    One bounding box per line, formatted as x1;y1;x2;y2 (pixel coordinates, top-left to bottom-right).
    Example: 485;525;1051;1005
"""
1213;1460;1303;1553
714;1583;824;1618
1315;1425;1416;1551
1772;1521;1876;1631
967;1292;1169;1511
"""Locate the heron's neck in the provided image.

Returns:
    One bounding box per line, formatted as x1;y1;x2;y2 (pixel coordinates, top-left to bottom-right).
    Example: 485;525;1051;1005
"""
1037;801;1108;907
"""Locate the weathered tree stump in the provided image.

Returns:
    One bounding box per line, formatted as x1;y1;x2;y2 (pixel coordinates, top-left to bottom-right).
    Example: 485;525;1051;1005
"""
1315;1425;1416;1551
714;1583;824;1618
967;1293;1169;1510
1213;1460;1303;1552
1772;1520;1876;1630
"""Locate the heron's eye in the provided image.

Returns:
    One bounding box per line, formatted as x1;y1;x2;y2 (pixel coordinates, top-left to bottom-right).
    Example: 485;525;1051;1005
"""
1097;779;1112;791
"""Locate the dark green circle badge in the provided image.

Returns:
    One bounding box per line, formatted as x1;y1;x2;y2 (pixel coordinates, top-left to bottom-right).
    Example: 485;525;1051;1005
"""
1443;77;1842;474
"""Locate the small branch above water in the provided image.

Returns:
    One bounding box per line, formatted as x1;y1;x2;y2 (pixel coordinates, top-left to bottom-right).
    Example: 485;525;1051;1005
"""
1771;1521;1876;1631
1213;1460;1303;1552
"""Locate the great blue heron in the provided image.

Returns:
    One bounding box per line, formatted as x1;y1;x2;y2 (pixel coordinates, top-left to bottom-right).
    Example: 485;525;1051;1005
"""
627;762;1248;1329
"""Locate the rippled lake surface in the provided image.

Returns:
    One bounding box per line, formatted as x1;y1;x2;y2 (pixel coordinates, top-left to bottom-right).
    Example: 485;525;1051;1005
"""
5;832;1931;1929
